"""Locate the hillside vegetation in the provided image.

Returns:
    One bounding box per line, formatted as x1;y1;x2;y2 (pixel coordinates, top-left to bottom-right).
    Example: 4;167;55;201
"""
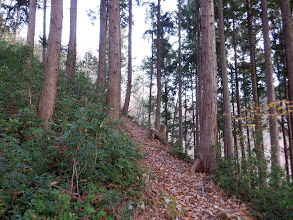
0;41;144;219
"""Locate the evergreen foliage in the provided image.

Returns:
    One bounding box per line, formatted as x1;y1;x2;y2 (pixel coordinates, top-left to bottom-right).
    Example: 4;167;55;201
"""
0;41;144;219
214;155;293;219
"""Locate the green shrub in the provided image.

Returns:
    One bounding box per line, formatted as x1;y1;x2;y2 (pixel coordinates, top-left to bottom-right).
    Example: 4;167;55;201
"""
214;154;293;219
0;41;144;219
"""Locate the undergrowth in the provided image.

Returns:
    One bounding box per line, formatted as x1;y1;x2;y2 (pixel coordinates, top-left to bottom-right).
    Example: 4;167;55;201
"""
0;41;145;219
214;152;293;220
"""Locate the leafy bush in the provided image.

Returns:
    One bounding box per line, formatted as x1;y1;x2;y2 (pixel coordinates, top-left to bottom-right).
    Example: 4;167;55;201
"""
214;154;293;219
0;41;144;219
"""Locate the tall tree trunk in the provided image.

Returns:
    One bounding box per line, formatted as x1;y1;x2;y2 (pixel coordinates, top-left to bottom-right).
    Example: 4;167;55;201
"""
38;0;63;124
106;0;121;120
193;0;217;173
65;0;77;79
148;33;154;128
247;0;266;185
178;0;183;149
218;0;234;157
184;91;187;153
27;0;37;51
245;102;251;151
195;3;201;156
97;0;107;97
260;0;280;168
14;5;20;40
286;83;293;177
280;0;293;166
155;0;162;130
280;93;290;179
191;76;196;155
280;0;293;107
123;0;132;115
42;0;47;63
233;18;245;160
231;86;239;159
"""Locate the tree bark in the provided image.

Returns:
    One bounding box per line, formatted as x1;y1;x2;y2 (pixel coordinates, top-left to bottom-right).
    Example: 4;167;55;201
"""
14;5;20;40
97;0;107;97
218;0;234;157
195;3;201;156
260;0;280;168
178;0;183;150
38;0;63;124
148;33;154;128
233;18;245;160
280;0;293;107
192;0;217;173
286;82;293;177
42;0;47;63
106;0;121;120
65;0;77;79
155;0;162;130
191;76;196;155
231;86;238;159
247;0;266;186
27;0;37;51
123;0;133;115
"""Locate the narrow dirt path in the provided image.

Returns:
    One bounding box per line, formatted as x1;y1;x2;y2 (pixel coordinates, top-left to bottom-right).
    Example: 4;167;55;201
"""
122;116;252;219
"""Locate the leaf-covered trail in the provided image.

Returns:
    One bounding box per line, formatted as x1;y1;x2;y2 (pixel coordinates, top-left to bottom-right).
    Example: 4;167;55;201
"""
122;116;253;219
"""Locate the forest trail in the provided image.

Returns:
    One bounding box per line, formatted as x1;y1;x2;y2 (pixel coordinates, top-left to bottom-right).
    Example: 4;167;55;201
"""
122;116;253;220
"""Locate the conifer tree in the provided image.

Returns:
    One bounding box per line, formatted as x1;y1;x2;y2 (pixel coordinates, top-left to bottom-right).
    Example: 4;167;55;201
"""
178;0;183;149
26;0;37;51
65;0;78;79
123;0;133;115
38;0;63;124
97;0;107;97
193;0;217;173
260;0;280;168
106;0;121;120
155;0;162;130
218;0;234;157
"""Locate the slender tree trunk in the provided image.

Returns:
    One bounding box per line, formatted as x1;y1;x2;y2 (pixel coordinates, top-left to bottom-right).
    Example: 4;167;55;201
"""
14;5;20;40
155;0;162;130
148;33;154;128
123;0;132;115
195;3;201;155
65;0;77;79
97;0;107;97
192;0;217;173
280;1;293;166
280;0;293;106
164;78;168;126
178;0;183;149
231;87;238;159
233;18;245;160
286;82;293;177
38;0;63;124
280;95;290;179
245;102;251;151
184;91;187;153
218;0;234;157
42;0;47;63
191;76;196;155
106;0;121;120
261;0;280;168
27;0;37;51
247;0;266;185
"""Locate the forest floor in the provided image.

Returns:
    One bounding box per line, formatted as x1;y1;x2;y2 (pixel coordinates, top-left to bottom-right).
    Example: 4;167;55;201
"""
121;116;254;220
